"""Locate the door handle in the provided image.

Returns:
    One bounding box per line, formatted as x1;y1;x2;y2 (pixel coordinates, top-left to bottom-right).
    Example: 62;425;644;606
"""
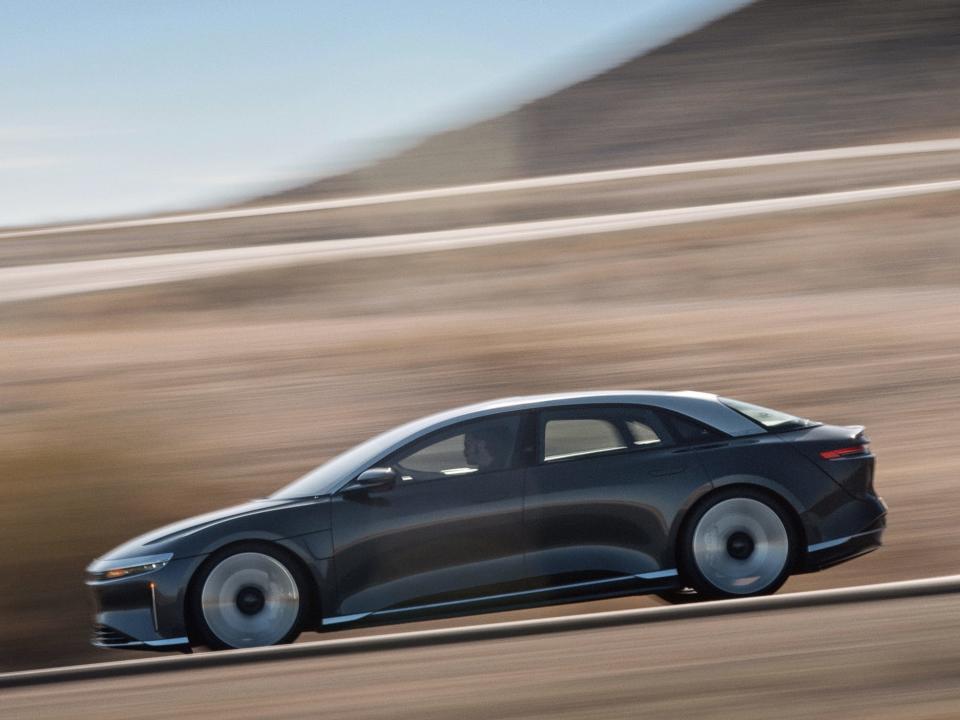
674;443;728;454
651;463;683;477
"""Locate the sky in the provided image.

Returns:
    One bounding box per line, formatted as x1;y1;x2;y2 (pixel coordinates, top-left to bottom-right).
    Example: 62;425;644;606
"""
0;1;752;227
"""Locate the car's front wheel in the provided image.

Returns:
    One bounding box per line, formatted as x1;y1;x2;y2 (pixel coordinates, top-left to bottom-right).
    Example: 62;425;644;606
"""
679;489;795;599
190;544;308;650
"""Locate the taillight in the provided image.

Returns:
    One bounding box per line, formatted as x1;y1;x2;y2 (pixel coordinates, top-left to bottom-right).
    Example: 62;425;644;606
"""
820;444;869;460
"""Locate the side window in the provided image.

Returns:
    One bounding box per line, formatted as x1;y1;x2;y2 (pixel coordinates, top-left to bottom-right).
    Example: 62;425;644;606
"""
393;415;521;481
623;407;672;448
540;406;678;463
544;418;626;462
626;419;664;446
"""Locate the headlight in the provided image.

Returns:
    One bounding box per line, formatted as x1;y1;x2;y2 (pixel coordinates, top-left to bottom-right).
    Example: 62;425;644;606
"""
86;553;173;582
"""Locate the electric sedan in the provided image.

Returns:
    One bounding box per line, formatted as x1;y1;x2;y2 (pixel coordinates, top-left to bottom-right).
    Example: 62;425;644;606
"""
86;391;885;651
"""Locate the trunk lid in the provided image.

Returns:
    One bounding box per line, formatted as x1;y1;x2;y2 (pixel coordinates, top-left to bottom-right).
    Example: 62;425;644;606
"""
779;423;876;498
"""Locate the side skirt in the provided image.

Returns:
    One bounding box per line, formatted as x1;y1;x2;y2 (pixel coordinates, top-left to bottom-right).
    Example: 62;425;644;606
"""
321;570;679;628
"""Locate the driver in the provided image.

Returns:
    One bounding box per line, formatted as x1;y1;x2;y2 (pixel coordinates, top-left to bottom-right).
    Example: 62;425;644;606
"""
464;424;512;472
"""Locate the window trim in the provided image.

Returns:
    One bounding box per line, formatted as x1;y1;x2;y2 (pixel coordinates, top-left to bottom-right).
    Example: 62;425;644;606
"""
544;444;629;463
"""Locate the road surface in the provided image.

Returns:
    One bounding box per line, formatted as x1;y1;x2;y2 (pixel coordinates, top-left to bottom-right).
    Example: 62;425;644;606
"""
3;593;957;719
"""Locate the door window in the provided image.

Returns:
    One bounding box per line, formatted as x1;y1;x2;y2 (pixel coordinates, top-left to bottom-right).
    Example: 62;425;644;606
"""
544;418;626;462
540;406;675;463
392;415;521;481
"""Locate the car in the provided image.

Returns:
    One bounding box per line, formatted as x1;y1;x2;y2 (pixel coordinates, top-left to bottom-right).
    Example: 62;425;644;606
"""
86;391;886;651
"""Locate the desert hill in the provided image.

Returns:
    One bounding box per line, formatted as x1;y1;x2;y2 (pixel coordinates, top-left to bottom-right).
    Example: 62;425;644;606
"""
262;0;960;203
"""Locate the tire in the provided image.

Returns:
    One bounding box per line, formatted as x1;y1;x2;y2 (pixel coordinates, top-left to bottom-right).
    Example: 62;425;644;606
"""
189;543;309;650
678;488;796;599
652;587;704;605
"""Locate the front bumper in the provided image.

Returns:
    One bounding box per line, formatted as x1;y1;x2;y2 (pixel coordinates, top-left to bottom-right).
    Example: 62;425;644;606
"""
86;556;202;652
91;624;189;650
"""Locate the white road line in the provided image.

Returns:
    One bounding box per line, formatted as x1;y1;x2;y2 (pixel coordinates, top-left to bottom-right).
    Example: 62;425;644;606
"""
3;137;960;240
1;574;959;689
3;178;959;304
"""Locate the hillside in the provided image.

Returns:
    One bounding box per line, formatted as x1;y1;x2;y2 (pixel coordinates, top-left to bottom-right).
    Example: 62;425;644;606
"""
262;0;960;202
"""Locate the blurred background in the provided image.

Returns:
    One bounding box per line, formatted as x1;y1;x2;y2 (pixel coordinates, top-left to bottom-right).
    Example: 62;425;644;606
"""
2;0;959;700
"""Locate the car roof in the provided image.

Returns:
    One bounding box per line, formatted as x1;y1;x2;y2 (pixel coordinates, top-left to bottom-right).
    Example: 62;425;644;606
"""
405;390;760;438
444;390;717;414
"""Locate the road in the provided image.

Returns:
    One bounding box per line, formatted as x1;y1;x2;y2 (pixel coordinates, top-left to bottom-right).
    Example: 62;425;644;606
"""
3;593;958;719
2;178;960;304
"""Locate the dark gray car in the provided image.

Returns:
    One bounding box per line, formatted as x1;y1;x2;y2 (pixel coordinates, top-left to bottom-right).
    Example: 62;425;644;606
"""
86;391;886;651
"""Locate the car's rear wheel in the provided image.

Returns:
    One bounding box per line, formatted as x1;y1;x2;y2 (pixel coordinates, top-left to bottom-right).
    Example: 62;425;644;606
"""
679;489;795;599
190;544;308;650
652;587;704;605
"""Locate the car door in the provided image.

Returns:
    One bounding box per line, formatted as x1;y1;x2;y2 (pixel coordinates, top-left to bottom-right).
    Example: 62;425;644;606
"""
330;412;527;618
523;405;709;588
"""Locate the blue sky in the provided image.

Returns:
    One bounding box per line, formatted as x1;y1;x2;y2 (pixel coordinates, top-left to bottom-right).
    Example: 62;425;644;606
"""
0;1;751;227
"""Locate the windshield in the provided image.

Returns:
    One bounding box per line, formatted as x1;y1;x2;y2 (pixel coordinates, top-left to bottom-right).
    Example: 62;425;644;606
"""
719;397;815;431
271;428;401;498
270;415;442;498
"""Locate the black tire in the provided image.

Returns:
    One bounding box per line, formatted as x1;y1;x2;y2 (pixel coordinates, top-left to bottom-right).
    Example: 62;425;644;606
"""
651;587;704;605
678;488;796;600
189;542;310;650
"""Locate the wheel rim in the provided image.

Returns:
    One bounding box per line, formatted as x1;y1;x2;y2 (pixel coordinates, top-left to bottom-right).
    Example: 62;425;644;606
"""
201;552;300;648
692;498;789;595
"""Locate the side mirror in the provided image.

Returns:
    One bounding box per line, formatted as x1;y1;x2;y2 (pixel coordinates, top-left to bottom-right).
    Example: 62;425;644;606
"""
343;467;397;493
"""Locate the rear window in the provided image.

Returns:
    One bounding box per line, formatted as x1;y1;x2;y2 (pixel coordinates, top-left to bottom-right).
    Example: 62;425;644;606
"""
720;397;814;431
668;414;725;444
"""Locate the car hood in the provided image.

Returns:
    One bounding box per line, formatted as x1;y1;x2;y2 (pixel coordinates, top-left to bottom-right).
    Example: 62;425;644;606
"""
97;496;330;562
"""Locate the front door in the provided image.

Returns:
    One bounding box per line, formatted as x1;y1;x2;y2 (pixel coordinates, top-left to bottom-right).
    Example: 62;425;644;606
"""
330;413;527;617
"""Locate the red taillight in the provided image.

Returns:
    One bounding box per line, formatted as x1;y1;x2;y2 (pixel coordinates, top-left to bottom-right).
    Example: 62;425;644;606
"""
820;444;869;460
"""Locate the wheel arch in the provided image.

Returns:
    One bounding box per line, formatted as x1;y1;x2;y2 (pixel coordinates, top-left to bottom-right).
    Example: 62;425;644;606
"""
670;481;808;574
184;538;320;644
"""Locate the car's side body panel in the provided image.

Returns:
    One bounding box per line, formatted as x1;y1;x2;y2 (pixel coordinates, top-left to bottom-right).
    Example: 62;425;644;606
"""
524;450;692;580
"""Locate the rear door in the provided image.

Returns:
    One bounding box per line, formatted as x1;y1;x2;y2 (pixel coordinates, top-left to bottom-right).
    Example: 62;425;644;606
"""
523;405;709;587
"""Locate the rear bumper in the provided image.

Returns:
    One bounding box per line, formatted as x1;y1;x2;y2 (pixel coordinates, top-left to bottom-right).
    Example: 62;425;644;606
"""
801;512;886;572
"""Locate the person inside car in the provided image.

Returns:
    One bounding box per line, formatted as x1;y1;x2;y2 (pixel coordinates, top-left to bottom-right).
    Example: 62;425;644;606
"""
463;424;513;472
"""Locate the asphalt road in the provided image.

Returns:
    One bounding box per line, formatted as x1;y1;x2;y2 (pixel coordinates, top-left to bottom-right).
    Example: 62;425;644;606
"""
3;594;957;719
